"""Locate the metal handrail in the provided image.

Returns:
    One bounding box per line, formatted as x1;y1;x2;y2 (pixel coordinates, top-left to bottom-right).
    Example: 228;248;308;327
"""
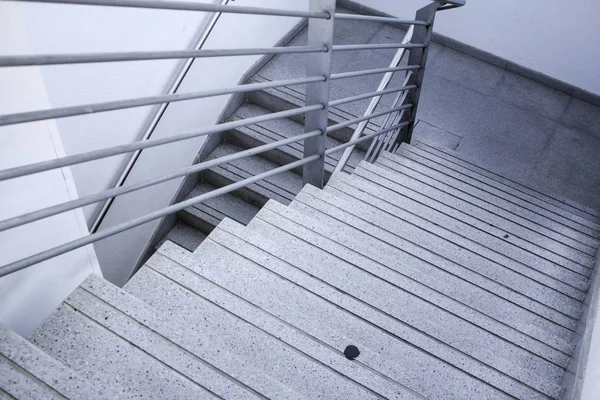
0;75;324;126
334;25;415;173
0;46;327;67
0;0;464;278
12;0;331;18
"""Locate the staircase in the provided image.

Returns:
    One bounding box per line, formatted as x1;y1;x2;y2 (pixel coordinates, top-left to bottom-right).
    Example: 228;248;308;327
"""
163;15;391;250
2;142;599;399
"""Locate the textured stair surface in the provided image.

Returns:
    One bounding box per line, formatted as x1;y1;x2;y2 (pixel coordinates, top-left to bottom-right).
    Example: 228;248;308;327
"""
3;142;598;399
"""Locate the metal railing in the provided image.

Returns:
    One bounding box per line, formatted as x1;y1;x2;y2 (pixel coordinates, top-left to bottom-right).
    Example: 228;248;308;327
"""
0;0;464;278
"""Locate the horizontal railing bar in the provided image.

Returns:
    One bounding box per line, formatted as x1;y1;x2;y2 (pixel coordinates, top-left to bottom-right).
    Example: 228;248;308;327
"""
0;46;328;67
0;154;320;278
325;121;411;155
334;13;429;26
332;43;426;52
0;130;320;233
0;104;322;182
329;85;417;107
330;65;420;81
326;103;413;134
0;75;324;127
12;0;330;19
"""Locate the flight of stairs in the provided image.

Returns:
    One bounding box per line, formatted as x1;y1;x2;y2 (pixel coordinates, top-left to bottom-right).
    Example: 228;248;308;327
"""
2;143;599;399
162;13;397;250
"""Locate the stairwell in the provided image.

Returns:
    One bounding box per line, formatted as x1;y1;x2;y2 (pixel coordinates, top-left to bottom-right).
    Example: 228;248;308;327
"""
3;4;600;400
2;144;599;399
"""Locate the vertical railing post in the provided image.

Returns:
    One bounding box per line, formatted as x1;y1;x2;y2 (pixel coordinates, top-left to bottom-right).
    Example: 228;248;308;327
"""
303;0;335;188
395;1;442;145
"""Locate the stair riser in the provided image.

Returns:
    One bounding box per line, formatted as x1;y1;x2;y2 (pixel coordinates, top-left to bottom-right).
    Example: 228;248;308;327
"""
247;89;373;152
201;170;270;208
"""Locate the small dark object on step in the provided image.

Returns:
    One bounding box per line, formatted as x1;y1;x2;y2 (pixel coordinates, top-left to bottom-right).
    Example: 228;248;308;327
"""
344;345;360;360
503;234;509;239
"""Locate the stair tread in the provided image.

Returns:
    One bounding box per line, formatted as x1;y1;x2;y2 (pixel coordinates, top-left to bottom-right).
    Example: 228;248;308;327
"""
262;186;579;357
180;182;260;233
404;143;600;235
378;152;598;260
414;141;600;222
178;232;520;400
228;102;365;173
360;161;595;272
128;243;405;400
248;201;564;399
248;74;384;145
158;221;207;251
31;281;251;400
326;173;587;303
387;149;599;249
0;324;103;400
81;273;301;400
355;162;593;278
205;142;303;206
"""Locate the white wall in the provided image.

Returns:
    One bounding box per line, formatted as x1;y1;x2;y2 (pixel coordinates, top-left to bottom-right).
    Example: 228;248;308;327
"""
0;3;101;337
19;0;217;223
95;0;308;286
357;0;600;95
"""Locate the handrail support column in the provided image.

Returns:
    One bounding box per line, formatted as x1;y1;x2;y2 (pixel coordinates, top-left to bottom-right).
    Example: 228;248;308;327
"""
303;0;335;188
396;1;442;145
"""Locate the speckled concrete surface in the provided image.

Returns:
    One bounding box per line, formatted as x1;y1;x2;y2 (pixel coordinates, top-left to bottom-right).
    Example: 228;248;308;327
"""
377;154;597;260
355;162;595;271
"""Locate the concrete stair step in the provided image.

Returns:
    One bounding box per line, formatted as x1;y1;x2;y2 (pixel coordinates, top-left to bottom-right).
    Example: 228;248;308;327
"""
202;142;303;207
30;275;277;399
358;161;595;274
226;102;365;175
81;273;302;400
157;221;207;252
127;242;409;400
327;172;587;302
377;152;598;261
414;141;600;224
290;187;581;331
354;162;592;285
250;200;565;399
260;185;578;358
247;75;381;151
0;324;103;400
204;219;517;400
260;192;579;343
289;188;582;348
389;148;599;250
403;143;600;236
178;182;260;236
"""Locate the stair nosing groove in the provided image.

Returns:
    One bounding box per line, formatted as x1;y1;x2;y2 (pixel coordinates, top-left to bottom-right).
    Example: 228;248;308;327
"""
327;176;587;300
0;354;68;400
293;192;580;329
0;385;19;400
278;194;577;355
357;163;593;278
248;206;574;365
55;302;224;400
245;211;564;399
206;226;527;400
209;163;298;199
387;150;599;248
147;253;407;400
406;144;600;233
377;157;597;260
414;141;600;221
73;286;267;400
228;121;341;169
